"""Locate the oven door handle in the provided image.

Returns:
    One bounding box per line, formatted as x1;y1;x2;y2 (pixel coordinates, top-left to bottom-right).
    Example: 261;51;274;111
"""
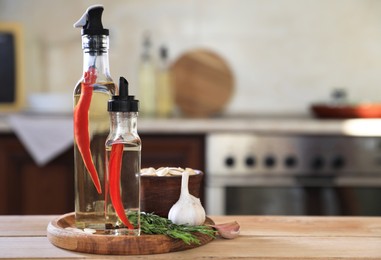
295;176;381;187
295;176;336;187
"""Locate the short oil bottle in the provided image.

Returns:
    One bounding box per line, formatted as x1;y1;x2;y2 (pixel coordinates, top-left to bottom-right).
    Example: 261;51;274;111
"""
105;77;141;236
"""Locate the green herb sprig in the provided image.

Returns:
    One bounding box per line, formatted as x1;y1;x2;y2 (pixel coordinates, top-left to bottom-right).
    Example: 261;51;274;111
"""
129;212;216;245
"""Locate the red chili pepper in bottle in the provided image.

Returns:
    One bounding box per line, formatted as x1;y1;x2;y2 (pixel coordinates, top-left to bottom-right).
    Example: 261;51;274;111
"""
106;77;141;235
74;67;102;194
108;143;134;229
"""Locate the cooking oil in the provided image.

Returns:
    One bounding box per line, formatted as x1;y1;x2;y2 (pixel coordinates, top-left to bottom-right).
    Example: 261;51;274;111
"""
74;83;115;230
105;147;141;235
104;77;141;236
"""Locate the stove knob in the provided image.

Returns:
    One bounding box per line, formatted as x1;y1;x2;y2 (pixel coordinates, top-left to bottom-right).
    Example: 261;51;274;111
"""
245;156;256;167
264;155;276;168
225;156;235;168
331;156;345;170
310;156;324;170
284;155;297;168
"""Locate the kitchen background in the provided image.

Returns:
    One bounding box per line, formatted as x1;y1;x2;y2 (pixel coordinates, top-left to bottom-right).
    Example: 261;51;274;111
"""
2;0;381;217
1;0;381;116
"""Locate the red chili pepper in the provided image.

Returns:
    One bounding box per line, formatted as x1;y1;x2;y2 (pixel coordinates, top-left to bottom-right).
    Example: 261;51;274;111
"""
109;143;134;229
74;67;102;194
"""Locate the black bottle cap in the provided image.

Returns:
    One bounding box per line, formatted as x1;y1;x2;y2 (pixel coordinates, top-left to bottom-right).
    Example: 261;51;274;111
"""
74;5;109;36
160;46;168;59
108;77;139;112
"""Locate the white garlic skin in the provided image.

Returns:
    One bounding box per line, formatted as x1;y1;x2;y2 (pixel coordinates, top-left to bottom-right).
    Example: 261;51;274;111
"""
168;193;206;226
168;170;206;226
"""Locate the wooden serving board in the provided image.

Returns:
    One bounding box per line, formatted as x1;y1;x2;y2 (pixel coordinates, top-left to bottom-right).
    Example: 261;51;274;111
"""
47;212;215;255
171;49;234;117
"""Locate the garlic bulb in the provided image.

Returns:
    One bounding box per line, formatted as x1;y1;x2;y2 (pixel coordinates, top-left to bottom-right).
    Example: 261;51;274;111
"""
168;169;206;226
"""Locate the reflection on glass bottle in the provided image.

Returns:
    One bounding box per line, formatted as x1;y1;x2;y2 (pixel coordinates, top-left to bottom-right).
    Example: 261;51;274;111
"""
138;33;156;117
156;46;174;118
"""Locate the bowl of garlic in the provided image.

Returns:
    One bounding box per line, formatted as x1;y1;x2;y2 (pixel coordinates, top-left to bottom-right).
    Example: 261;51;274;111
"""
140;167;204;218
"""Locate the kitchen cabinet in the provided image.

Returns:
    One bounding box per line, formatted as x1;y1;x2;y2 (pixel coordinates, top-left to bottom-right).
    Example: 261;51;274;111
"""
141;134;205;170
0;133;205;215
0;134;74;215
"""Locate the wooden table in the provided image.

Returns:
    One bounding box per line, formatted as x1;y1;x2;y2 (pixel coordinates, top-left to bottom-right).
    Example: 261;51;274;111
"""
1;215;381;259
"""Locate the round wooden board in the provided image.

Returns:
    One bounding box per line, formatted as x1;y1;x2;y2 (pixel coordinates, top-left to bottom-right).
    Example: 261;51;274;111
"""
171;49;234;117
47;212;215;255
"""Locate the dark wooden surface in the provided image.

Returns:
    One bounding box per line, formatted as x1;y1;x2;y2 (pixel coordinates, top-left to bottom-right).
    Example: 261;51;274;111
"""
0;134;74;215
0;133;205;215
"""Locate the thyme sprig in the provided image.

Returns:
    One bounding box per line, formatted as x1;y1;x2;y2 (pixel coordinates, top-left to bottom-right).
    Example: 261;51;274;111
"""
129;212;216;245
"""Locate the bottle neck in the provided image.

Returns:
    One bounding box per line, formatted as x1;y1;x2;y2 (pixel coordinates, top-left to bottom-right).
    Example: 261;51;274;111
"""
109;112;138;136
82;35;111;80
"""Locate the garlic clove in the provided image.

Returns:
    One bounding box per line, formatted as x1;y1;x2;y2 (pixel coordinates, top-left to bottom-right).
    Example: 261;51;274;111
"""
185;168;197;175
65;227;85;233
83;228;97;234
156;167;170;176
209;221;240;239
141;167;156;176
168;167;184;176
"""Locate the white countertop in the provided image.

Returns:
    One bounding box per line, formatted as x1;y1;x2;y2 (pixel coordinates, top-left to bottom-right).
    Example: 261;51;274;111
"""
138;117;343;135
2;113;381;136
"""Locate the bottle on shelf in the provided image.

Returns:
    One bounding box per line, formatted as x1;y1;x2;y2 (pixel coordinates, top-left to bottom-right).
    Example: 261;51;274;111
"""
138;33;156;117
156;46;174;118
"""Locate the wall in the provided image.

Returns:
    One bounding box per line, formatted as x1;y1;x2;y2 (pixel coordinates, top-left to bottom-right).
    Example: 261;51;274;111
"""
1;0;381;116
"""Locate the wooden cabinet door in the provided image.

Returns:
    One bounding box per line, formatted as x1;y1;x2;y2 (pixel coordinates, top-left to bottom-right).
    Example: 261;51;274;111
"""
141;134;205;171
0;134;74;215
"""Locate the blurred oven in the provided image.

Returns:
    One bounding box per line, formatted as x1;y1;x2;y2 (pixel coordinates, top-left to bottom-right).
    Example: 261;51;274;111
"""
206;133;381;216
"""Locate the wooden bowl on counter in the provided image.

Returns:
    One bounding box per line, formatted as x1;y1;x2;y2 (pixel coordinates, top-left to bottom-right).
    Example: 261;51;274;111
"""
140;170;204;218
311;103;381;118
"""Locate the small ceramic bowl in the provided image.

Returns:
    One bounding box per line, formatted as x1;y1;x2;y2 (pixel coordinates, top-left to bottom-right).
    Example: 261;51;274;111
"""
140;170;204;218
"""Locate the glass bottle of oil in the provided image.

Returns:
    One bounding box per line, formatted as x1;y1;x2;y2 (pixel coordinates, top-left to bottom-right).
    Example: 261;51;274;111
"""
73;5;116;229
138;33;156;117
156;46;174;117
105;77;141;236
